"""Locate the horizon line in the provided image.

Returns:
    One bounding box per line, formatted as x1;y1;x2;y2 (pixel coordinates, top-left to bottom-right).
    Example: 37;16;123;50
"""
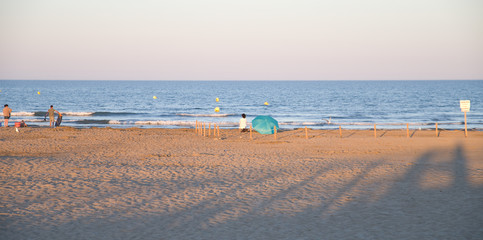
1;79;482;81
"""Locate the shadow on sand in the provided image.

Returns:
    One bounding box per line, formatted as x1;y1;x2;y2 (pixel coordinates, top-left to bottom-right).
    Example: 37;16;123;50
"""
201;144;482;239
2;145;482;240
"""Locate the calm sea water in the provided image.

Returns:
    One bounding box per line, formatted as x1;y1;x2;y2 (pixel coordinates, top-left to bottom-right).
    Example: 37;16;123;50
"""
1;80;482;130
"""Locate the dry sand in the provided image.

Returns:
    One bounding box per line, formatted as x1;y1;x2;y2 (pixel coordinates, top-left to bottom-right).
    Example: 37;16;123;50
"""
1;127;482;240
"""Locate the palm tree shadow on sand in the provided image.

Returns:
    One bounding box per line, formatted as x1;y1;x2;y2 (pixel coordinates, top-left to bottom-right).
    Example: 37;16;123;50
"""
202;144;483;239
243;144;483;239
4;145;481;240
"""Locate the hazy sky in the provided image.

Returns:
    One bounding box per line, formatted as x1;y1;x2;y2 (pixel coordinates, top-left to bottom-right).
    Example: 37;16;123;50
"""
1;0;482;80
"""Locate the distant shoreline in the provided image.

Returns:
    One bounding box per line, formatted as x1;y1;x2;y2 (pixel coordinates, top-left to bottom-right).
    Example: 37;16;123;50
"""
3;125;482;134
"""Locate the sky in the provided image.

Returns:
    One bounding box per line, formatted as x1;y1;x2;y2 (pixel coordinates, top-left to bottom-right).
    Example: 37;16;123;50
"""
0;0;482;80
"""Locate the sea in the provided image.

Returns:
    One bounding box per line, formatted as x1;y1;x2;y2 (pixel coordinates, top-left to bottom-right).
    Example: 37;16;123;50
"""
1;80;482;130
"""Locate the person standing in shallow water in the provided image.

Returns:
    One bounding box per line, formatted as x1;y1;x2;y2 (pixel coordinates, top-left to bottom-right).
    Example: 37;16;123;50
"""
46;105;60;127
3;104;12;127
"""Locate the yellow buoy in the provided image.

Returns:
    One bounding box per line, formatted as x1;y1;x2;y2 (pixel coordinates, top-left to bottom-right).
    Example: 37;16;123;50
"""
214;107;220;112
264;102;269;106
216;98;219;102
37;91;41;95
153;96;157;99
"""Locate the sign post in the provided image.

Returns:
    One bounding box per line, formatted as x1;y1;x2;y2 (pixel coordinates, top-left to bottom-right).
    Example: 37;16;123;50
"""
460;100;470;137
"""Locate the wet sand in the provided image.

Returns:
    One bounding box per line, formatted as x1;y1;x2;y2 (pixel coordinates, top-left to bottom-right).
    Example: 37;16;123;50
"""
1;127;482;239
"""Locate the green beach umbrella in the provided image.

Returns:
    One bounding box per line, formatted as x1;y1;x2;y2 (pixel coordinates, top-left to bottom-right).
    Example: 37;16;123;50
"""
252;115;279;134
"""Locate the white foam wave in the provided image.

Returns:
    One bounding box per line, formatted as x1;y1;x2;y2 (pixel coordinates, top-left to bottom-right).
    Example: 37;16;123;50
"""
121;120;239;127
61;112;94;116
10;112;35;116
135;121;195;126
22;119;45;122
177;113;234;117
6;111;94;116
279;121;447;126
20;119;77;123
279;121;327;126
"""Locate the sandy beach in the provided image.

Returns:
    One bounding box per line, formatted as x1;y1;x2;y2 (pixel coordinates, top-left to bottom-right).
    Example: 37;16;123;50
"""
1;127;482;239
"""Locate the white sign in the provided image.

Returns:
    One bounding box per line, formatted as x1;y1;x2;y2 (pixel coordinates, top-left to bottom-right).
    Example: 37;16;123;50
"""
460;100;470;112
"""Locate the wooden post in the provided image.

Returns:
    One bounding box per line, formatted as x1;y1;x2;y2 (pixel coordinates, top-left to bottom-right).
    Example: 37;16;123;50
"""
305;126;308;139
217;124;220;137
208;123;211;136
464;112;467;137
195;120;198;133
203;123;206;137
374;124;377;138
250;125;252;140
406;123;409;138
274;126;277;140
435;122;438;137
339;125;342;138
